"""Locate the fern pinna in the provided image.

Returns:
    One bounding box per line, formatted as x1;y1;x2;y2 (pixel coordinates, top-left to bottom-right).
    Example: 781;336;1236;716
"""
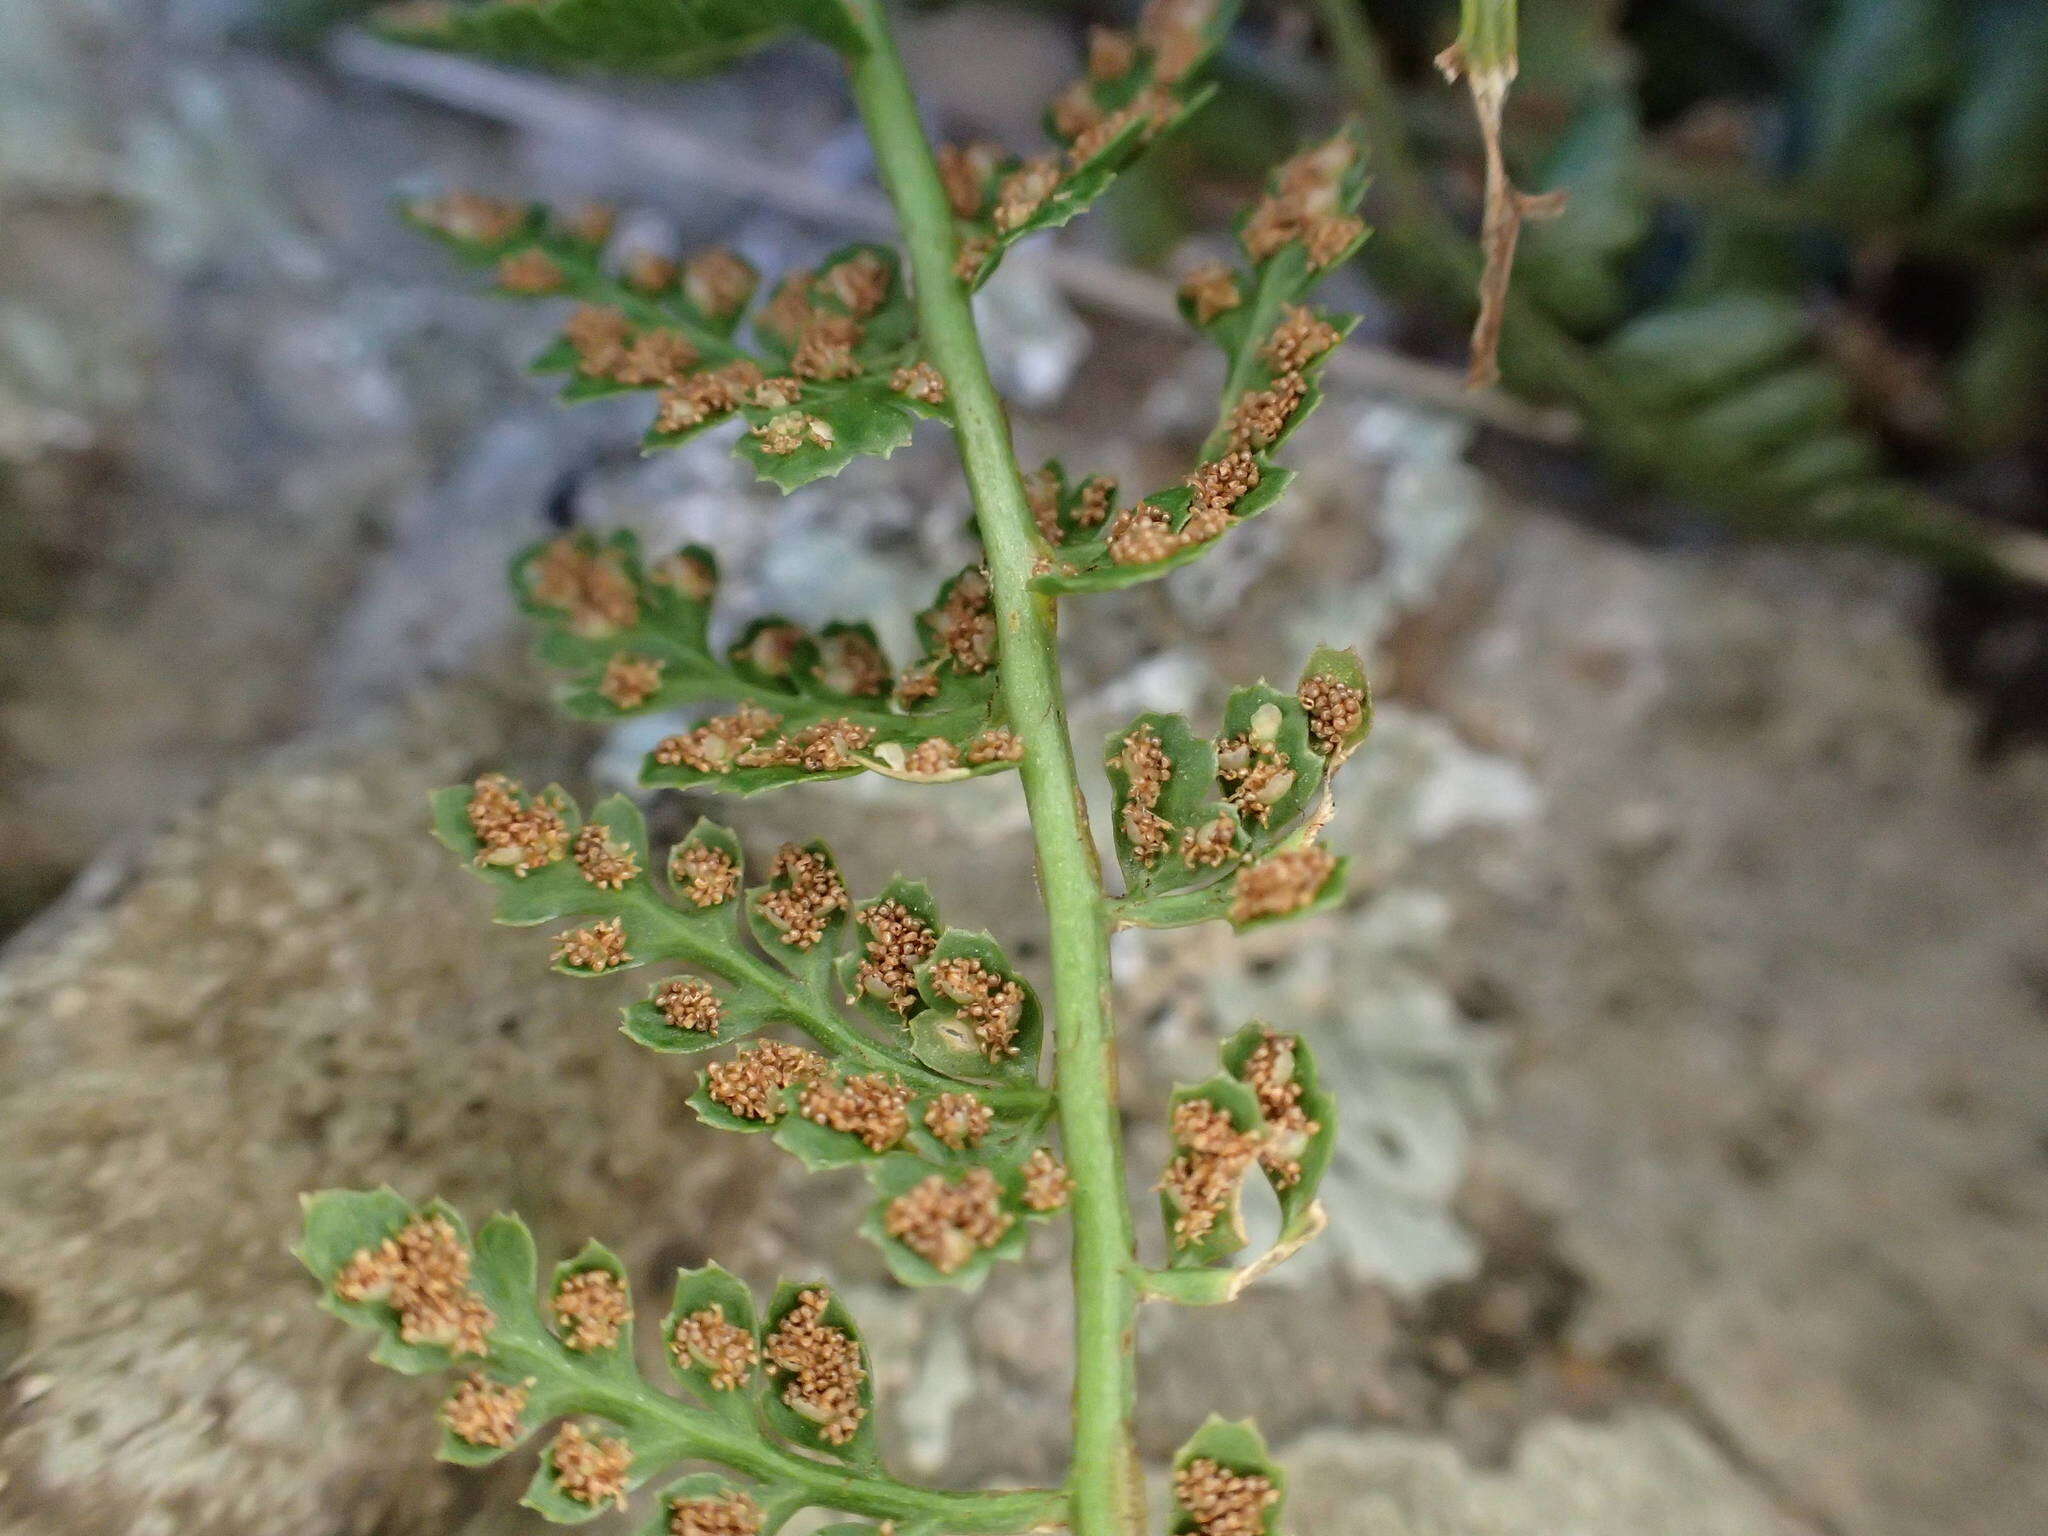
297;4;1375;1533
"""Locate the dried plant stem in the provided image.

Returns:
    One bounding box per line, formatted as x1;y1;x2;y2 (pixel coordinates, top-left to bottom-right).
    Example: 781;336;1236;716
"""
846;4;1141;1532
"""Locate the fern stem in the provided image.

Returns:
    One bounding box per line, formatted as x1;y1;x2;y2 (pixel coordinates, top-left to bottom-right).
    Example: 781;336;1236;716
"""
843;5;1143;1533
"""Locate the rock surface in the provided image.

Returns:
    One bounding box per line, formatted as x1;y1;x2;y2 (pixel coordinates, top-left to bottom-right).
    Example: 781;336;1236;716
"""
1283;1410;1803;1536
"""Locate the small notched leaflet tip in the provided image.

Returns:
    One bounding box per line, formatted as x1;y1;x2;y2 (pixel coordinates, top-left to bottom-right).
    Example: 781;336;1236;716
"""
655;976;724;1035
671;837;742;908
528;533;639;637
1020;1147;1074;1212
1160;1097;1266;1249
670;1303;758;1392
923;1090;994;1150
668;1487;765;1536
552;916;631;973
553;1266;632;1352
1242;134;1366;271
1298;671;1365;757
334;1212;494;1356
883;1166;1014;1274
1228;846;1338;926
573;821;640;889
443;1372;531;1448
798;1072;915;1153
466;773;569;877
598;651;665;709
927;955;1027;1061
548;1420;633;1510
1237;1030;1319;1189
757;843;851;951
1112;723;1175;866
854;898;941;1017
705;1041;827;1123
763;1288;867;1446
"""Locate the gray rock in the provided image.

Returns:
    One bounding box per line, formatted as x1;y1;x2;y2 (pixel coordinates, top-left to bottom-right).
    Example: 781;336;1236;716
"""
1280;1410;1804;1536
1436;520;2048;1536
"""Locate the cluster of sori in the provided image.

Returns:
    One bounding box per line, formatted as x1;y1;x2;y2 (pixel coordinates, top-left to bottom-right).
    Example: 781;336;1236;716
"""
503;526;1026;792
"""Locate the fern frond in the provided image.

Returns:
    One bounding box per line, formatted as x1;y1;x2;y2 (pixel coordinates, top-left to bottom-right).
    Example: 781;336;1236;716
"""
1142;1024;1337;1302
944;1;1240;291
432;783;1065;1282
407;202;944;489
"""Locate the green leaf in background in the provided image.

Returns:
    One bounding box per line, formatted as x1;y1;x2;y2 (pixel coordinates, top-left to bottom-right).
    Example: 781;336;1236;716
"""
1803;0;1957;219
377;0;862;74
1514;85;1650;335
1937;0;2048;232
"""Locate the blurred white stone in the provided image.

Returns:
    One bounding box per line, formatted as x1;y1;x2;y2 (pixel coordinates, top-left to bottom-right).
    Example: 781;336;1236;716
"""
974;250;1092;408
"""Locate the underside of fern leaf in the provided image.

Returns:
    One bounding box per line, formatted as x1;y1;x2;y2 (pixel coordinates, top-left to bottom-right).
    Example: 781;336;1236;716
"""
509;528;1021;793
1108;645;1369;931
303;6;1386;1535
405;203;949;489
1033;130;1370;596
938;2;1240;291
